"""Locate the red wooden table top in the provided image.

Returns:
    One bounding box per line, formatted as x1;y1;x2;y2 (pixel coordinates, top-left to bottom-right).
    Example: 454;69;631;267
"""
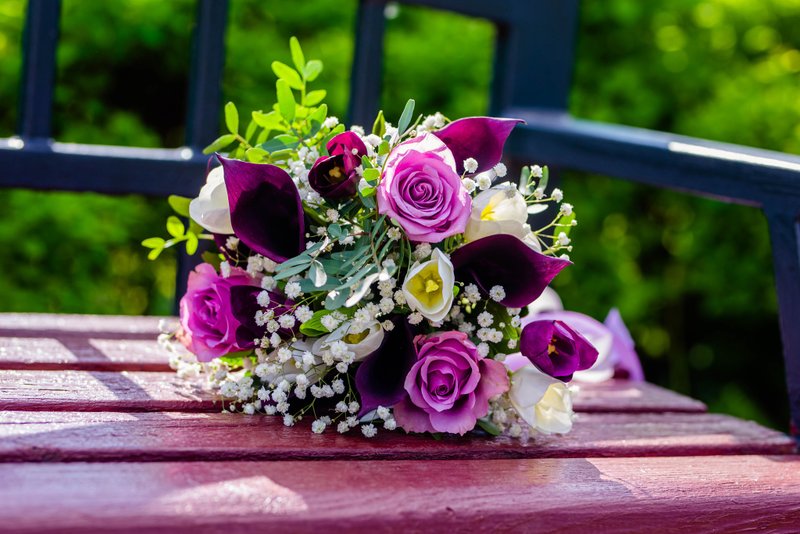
0;313;797;533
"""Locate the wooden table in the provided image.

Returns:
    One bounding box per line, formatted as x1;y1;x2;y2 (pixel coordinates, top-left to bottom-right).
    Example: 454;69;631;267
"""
0;313;797;533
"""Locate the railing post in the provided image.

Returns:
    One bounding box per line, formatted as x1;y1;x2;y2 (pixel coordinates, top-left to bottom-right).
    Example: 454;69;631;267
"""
176;0;230;311
18;0;61;142
348;0;387;128
490;0;580;116
765;206;800;448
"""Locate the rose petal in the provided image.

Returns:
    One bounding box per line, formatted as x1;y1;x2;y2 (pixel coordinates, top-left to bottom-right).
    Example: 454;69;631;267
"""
434;117;523;173
219;156;305;263
451;234;570;308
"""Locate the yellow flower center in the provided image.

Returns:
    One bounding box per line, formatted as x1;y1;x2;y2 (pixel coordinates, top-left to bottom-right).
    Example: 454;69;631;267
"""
328;166;344;183
408;262;444;309
480;201;497;221
343;329;369;344
547;343;557;355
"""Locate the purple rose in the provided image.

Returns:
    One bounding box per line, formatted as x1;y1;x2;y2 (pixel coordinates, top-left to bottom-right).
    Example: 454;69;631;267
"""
309;131;368;200
178;263;260;362
377;133;471;243
393;331;509;435
519;319;599;382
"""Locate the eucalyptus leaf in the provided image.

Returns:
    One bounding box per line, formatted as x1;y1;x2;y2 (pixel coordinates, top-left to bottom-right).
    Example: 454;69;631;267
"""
397;98;415;134
527;203;549;214
309;260;328;288
372;109;386;137
538;165;549;192
362;168;380;182
273;261;311;281
324;289;348;310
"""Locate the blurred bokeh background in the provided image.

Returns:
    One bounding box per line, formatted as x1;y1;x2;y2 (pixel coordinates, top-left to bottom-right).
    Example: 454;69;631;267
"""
0;0;797;429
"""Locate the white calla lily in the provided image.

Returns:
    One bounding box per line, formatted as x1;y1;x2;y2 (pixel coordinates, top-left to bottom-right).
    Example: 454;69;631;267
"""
402;248;455;323
312;320;385;362
505;355;575;434
465;184;541;251
189;166;234;234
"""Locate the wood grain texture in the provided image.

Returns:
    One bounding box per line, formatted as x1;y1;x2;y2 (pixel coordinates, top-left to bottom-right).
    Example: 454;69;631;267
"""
0;411;792;462
0;337;172;371
0;313;169;334
0;370;706;414
1;456;799;533
0;370;215;412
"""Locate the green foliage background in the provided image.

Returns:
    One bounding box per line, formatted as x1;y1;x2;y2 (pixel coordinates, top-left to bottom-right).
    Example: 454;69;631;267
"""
1;0;798;428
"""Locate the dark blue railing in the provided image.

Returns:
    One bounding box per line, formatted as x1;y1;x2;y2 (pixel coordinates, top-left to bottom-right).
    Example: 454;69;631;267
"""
1;0;798;444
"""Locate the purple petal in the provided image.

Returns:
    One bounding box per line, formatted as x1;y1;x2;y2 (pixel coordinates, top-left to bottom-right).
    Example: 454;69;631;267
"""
308;154;359;200
392;397;436;434
355;317;417;416
605;308;645;381
451;234;570;308
433;117;523;173
219;156;305;263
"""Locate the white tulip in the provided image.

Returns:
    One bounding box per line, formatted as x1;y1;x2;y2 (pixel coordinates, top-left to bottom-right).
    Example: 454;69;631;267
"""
312;320;385;362
465;184;529;241
402;248;455;323
505;354;574;434
189;166;234;234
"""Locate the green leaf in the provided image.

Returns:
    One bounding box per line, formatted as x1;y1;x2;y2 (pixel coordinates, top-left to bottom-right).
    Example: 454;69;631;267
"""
273;261;312;281
147;248;163;260
201;250;222;269
299;309;334;336
141;237;165;249
377;141;390;156
303;60;323;81
303;89;326;107
203;134;236;155
324;289;348;310
276;79;296;123
260;134;299;153
372;110;386;137
476;418;502;436
362;168;380;182
271;61;304;90
244;119;258;142
167;195;191;217
166;216;184;238
251;110;283;129
289;36;305;73
558;211;576;238
397;98;415;134
185;232;199;254
224;102;238;134
245;147;269;162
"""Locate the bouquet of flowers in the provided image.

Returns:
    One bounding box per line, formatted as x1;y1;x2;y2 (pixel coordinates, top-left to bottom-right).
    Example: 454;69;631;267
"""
147;39;600;439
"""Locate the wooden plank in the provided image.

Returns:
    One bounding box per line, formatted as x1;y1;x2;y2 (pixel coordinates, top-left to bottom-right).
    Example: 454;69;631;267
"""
0;411;792;462
0;337;171;372
0;370;215;412
0;456;798;532
0;370;705;414
0;312;166;335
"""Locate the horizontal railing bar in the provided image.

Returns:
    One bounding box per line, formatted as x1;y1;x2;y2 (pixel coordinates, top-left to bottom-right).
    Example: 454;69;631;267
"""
505;110;800;208
0;139;206;197
397;0;516;23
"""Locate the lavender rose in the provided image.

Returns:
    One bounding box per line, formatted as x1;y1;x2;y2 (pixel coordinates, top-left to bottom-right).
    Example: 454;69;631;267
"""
178;263;261;362
377;133;471;243
393;331;509;435
519;319;599;382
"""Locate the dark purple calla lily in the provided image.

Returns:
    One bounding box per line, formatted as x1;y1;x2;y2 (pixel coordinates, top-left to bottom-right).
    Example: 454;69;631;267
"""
451;234;570;308
433;116;523;174
354;316;416;417
219;156;305;263
308;131;368;200
520;319;599;382
229;285;295;344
